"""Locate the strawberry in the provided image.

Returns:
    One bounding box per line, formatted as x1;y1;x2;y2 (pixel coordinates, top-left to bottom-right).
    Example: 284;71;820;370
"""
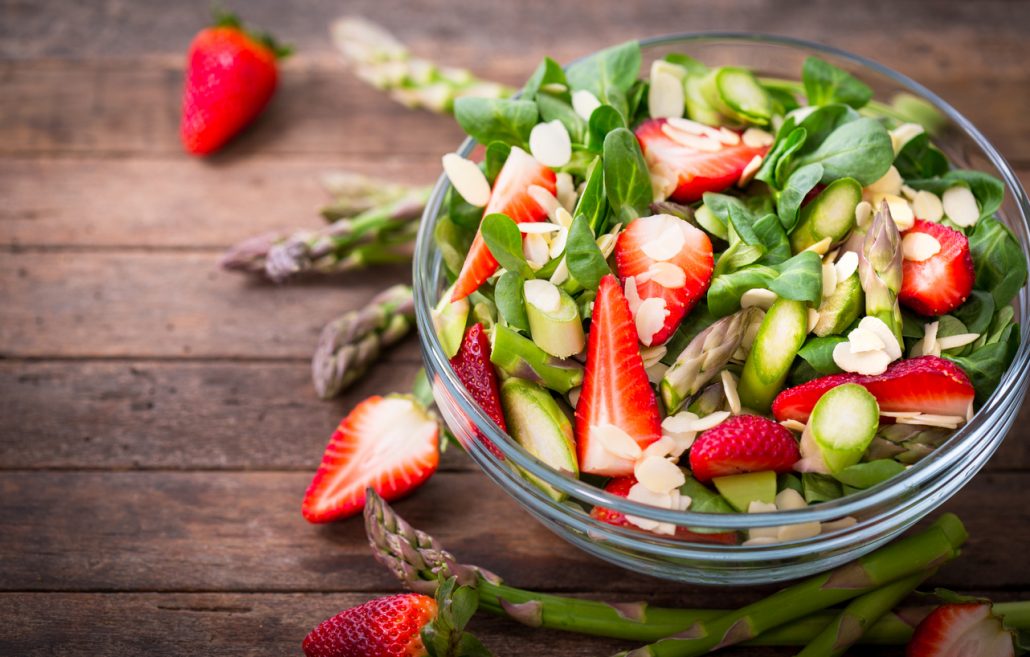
301;395;439;523
451;147;557;301
614;213;714;345
772;355;975;424
180;11;290;155
906;603;1015;657
590;476;738;544
450;323;506;456
899;219;975;316
575;275;662;476
688;415;800;482
635;118;769;203
303;593;437;657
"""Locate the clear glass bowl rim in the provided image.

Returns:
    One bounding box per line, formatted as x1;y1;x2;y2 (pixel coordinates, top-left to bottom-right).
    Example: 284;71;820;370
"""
413;31;1030;531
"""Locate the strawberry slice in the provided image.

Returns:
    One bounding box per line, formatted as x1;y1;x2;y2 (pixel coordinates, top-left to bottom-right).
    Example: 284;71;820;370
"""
615;213;714;346
575;274;662;476
451;146;557;301
590;476;738;544
772;355;975;424
303;592;437;657
906;603;1015;657
450;322;506;457
301;395;439;523
688;415;800;482
900;219;975;316
635;118;769;203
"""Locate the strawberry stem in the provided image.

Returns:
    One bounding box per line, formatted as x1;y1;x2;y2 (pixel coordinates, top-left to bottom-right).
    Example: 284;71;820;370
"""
209;4;292;59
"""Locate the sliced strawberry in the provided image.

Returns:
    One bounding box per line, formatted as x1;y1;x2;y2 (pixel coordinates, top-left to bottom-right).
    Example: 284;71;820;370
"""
450;323;505;457
688;415;800;482
772;355;975;424
615;213;714;345
900;219;975;316
575;275;662;476
451;147;557;301
302;395;439;523
906;603;1014;657
635;118;769;203
590;476;738;545
303;592;437;657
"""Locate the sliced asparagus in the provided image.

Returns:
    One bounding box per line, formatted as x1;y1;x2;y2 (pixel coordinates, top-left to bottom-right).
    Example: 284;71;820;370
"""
713;470;777;513
738;299;808;412
814;272;863;337
790;177;861;253
523;279;586;359
432;284;470;359
499;378;578;501
859;201;904;345
805;383;880;473
490;324;584;394
699;67;773;126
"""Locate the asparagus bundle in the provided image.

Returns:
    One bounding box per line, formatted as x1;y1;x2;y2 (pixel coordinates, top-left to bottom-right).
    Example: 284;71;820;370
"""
311;285;416;399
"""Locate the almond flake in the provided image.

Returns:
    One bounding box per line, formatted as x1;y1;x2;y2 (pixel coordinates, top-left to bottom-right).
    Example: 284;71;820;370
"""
597;225;621;259
549;256;570;286
902;232;941;262
834;251;859;281
821;517;858;533
646;361;669;384
748;525;780;541
912;190;944;222
896;414;963;429
667;117;721;139
624;276;643;315
808;308;820;333
775;488;808;510
855;201;873;230
966;400;974;423
594;423;643;460
743;536;780;546
518;222;563;234
555;172;577;212
748;501;778;514
523;279;561;313
661;123;723;152
678;494;693;511
806;236;833;256
742;127;774;148
661;411;699;434
677;410;730;433
625;482;674;531
937;333;981;351
635;455;686;494
527;184;562;221
889;123;924;153
571;89;601;121
635;297;670;346
442;153;491;206
740;288;777;310
640;344;668;368
549;226;569;258
780;419;807;432
880;410;923;419
858;316;902;361
665;432;697;458
529;120;572;168
738;154;764;187
721;370;741;415
647;262;687;289
822;262;838;298
777;522;822;541
915;321;941;358
642;436;677;459
523;233;550;269
824;248;840;264
865;166;904;196
879;194;915;231
718;127;742;145
901;184;919;202
648;71;685;119
553;207;574;230
640;217;687;261
848;327;886;353
942;186;980;227
833;341;891;375
650;60;687;81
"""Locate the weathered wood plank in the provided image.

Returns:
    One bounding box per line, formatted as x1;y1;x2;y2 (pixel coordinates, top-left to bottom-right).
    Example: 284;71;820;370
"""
0;470;1026;593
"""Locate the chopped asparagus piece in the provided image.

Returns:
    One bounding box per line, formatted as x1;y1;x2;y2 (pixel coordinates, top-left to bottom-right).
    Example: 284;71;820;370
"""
790;177;861;253
490;324;584;394
738;299;809;412
713;470;777;512
524;281;586;358
432;284;470;359
808;383;880;473
814;272;864;337
699;67;773;125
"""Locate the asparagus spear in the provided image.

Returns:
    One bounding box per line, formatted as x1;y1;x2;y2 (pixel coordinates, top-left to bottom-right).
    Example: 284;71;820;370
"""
490;324;584;394
331;17;512;114
319;171;422;221
614;514;967;657
858;201;904;345
311;285;415;399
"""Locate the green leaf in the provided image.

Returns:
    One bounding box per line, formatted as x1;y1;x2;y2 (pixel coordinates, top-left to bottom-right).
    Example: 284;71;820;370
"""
664;53;708;77
455;633;494;657
448;584;480;631
586;104;625;153
797;335;847;375
522;56;569;100
480;213;533;279
794;117;894;186
435;214;474;279
679;475;735;514
769;251;823;303
945;320;1019;405
411;367;434;408
793;104;862;155
778;472;804;495
893;132;948;179
603;128;653;223
484;142;511;183
966;217;1028;307
833;459;906;489
907;170;1006;221
707;265;777;317
756;126;806;189
777;163;824;231
454;97;538;147
952;290;996;336
565;40;641;120
537;91;586;144
573;157;608;233
802;56;873;109
802;472;843;503
448;187;485;230
753;213;792;265
495;271;529;332
565;214;610;291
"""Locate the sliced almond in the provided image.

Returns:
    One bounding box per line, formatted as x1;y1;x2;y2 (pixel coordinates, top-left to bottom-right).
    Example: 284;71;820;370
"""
646;361;670;384
821;516;858;533
848;327;886;353
740;288;778;310
624;275;643;315
662;410;730;434
806;236;833;256
549;226;569;258
748;501;778;514
549;256;570;286
742;127;774;148
555;172;577;212
529;120;572;168
912;190;944;222
942;186;980;227
738;154;764;188
880;193;915;231
743;536;780;546
640;217;687;261
651;60;688;81
721;370;741;415
625;482;674;531
858;316;902;361
667;117;723;141
571;89;601;121
527;184;562;221
634;297;670;346
780;419;807;432
647;262;687;289
880;410;926;419
833;341;891;375
718;127;742;145
635;456;686;494
775;488;808;511
594;423;643;460
966;400;974;423
642;435;676;459
648;71;685;119
661;123;723;152
640;344;668;368
855;200;873;230
523;279;561;312
822;262;838;298
865;166;904;196
777;522;822;541
597;224;622;259
901;184;919;202
518;222;563;234
896;414;963;429
922;320;940;357
834;251;859;281
554;207;574;229
902;232;941;262
937;333;980;351
523;232;550;268
441;153;491;206
889;123;924;154
567;386;581;409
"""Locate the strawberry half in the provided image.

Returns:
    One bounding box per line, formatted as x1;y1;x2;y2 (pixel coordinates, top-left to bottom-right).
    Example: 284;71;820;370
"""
900;219;975;316
590;476;738;544
451;147;557;301
575;275;662;476
303;593;437;657
635;118;769;203
450;323;506;457
772;355;975;424
301;395;439;523
688;415;800;482
906;603;1015;657
615;213;714;345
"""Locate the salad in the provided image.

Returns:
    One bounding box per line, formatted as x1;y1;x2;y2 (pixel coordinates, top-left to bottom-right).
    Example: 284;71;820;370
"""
431;42;1026;544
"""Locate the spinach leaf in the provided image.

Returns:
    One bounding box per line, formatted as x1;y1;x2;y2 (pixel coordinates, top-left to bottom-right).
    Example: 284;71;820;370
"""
480;213;534;279
907;170;1005;221
454;97;538;147
945;315;1019;405
679;475;735;514
603;127;653;223
802;56;873;109
798;335;847;375
706;251;822;317
769;251;823;303
586;104;625;153
793;104;862;154
447;187;484;230
494;270;530;331
833;460;906;489
766;85;801;115
565;214;610;291
565;40;641;120
537;91;586;144
626;79;649;125
966;217;1028;307
794;117;894;186
707;265;778;317
893;132;948;179
778;472;804;495
661;305;717;365
573;157;608;233
776;163;824;231
802;472;843;503
663;53;708;77
714;232;765;277
756;127;806;189
522;56;569;100
484;142;511;183
434;214;473;279
953;290;996;336
753;213;792;265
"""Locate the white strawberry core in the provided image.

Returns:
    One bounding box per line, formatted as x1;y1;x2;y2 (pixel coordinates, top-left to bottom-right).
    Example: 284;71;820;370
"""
441;153;491;206
529;120;572;168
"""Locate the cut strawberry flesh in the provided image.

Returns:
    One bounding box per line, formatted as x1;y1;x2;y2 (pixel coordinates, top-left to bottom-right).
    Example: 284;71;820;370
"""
906;602;1015;657
772;356;975;424
900;219;975;316
450;323;506;457
303;593;437;657
301;396;439;523
688;414;800;482
575;275;662;476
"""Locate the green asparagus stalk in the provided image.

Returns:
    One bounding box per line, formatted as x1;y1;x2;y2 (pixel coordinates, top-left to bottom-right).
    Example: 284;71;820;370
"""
319;171;423;221
490;324;584;394
867;425;950;464
794;570;934;657
311;285;415;399
615;514;967;657
331;17;512;114
660;307;764;413
858;200;904;345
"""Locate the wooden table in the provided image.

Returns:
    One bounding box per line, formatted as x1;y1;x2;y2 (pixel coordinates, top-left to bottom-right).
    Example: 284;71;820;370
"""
2;1;1028;654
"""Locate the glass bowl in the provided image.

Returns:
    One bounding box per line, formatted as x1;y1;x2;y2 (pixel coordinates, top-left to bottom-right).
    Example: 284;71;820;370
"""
413;33;1030;585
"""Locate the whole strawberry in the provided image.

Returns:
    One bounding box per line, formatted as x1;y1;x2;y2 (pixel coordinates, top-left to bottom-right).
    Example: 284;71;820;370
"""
303;593;436;657
180;10;291;155
689;414;800;482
